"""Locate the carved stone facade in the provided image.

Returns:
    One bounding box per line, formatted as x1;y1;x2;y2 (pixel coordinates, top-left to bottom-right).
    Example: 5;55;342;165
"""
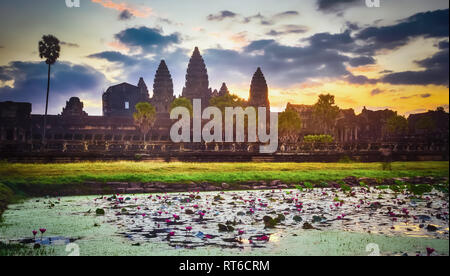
408;108;449;139
61;97;88;117
151;60;175;114
249;67;270;108
286;103;399;143
1;46;449;159
102;78;150;117
0;101;31;142
182;47;212;108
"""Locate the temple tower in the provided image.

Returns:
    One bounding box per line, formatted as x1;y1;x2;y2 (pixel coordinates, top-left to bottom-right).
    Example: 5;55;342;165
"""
182;47;212;108
218;83;230;97
248;67;270;108
151;60;175;113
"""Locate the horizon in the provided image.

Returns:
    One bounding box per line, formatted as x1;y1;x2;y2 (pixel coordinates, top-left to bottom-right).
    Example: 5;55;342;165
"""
0;0;448;117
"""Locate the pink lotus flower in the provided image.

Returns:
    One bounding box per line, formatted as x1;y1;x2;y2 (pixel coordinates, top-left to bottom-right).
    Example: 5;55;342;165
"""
39;228;46;234
426;247;435;256
169;232;175;236
142;213;146;218
32;230;38;237
205;234;212;239
165;219;171;223
186;226;192;231
256;235;270;241
238;230;245;235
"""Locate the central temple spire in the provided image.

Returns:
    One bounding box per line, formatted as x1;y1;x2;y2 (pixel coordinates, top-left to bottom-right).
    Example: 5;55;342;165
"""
182;47;211;108
151;60;175;113
249;67;270;108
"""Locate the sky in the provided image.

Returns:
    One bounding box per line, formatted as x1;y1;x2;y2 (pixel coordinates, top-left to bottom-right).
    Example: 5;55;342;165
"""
0;0;448;116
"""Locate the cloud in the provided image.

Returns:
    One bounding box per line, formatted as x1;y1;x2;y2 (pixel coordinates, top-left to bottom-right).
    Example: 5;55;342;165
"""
88;51;138;66
381;46;449;86
60;41;80;48
273;11;299;18
266;25;309;36
348;56;376;67
207;10;237;21
316;0;360;12
114;27;181;53
118;9;133;21
400;93;432;99
0;61;107;114
243;13;273;25
371;88;384;96
345;74;378;85
207;10;299;26
356;9;449;53
202;36;375;87
438;40;449;49
91;0;152;18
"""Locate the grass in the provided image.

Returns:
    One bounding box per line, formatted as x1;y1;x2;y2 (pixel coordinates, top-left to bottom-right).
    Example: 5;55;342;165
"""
0;242;54;256
0;161;448;187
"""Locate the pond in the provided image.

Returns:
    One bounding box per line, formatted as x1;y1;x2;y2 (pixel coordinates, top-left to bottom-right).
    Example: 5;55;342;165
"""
0;186;448;256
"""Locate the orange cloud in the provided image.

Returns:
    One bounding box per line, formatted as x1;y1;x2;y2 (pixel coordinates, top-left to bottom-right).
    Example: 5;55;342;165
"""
91;0;152;18
107;41;130;52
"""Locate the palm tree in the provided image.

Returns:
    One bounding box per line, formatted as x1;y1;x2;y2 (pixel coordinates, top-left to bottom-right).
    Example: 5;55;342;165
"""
38;35;60;143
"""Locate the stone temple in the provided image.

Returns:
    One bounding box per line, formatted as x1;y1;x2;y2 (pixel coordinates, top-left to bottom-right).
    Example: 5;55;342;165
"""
0;46;449;161
248;67;270;108
182;47;212;109
103;77;150;117
150;60;175;114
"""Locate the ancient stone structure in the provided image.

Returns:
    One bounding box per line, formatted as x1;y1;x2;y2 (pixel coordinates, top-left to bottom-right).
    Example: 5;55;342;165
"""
102;78;150;117
151;60;175;114
218;83;230;97
249;67;270;108
0;46;449;161
408;108;449;139
61;97;88;117
286;103;400;143
182;47;212;108
0;101;31;142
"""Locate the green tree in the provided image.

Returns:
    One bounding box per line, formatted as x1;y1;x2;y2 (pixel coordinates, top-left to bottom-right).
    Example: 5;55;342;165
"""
170;97;193;115
38;35;60;142
278;108;302;138
209;93;246;113
133;102;156;141
313;94;340;134
386;114;408;135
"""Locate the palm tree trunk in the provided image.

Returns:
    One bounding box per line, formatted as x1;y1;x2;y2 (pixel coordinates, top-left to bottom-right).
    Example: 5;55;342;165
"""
42;64;51;146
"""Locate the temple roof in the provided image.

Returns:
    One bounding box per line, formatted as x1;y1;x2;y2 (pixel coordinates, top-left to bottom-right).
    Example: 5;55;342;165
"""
153;60;174;98
249;67;270;107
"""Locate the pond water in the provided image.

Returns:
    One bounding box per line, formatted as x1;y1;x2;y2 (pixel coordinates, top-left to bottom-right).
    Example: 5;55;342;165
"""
1;186;448;256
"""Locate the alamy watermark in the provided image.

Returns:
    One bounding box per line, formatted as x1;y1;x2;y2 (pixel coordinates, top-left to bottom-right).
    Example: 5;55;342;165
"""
365;0;381;8
65;0;80;8
170;99;278;154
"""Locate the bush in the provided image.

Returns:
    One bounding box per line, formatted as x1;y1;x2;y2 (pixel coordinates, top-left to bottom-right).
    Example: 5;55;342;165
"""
303;134;334;143
381;162;392;171
339;156;354;163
